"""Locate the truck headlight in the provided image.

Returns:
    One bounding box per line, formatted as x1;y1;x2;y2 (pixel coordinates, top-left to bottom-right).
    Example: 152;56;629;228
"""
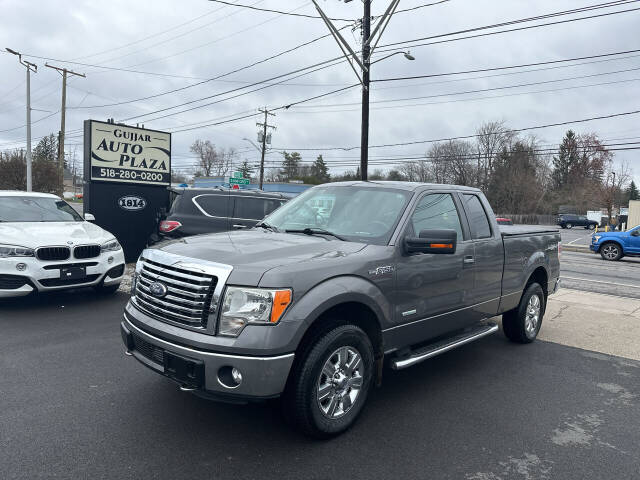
0;244;35;258
218;287;292;337
101;239;122;252
593;235;601;242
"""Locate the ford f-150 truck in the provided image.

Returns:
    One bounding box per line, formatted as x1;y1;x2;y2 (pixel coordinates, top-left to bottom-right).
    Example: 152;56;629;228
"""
120;182;560;437
590;224;640;260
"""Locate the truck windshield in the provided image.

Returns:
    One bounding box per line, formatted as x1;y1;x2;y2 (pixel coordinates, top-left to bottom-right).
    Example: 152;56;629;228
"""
263;185;412;245
0;196;83;222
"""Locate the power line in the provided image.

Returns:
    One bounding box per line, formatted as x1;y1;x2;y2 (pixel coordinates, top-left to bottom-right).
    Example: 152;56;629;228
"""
207;0;354;21
272;109;640;151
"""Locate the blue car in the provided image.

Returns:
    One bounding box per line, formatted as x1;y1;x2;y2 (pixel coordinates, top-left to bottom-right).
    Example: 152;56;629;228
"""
590;225;640;261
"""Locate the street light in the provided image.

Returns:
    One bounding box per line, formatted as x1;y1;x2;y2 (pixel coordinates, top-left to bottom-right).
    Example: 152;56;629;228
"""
6;47;37;192
370;50;416;65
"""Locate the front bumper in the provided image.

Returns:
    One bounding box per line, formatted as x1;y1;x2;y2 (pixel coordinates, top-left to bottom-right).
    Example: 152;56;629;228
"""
120;317;295;400
589;244;599;252
0;250;125;298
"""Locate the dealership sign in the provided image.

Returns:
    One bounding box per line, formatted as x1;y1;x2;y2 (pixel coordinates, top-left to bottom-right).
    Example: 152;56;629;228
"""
86;120;171;185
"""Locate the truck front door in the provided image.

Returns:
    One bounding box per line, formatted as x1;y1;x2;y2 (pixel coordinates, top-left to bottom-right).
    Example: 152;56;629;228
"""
391;192;475;345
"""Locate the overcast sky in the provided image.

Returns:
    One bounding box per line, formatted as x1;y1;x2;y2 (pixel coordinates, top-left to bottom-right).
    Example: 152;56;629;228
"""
1;0;639;182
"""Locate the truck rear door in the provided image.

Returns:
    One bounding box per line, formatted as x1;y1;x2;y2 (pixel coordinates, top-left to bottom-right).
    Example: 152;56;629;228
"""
459;193;503;318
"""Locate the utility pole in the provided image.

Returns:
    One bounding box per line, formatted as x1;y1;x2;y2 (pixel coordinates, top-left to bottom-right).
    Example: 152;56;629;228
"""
6;48;37;191
360;0;371;181
256;107;276;189
45;63;85;196
312;0;406;181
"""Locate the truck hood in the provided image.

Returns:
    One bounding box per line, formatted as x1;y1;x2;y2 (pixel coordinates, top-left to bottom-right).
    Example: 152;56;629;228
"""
0;221;114;248
158;230;367;285
594;231;624;239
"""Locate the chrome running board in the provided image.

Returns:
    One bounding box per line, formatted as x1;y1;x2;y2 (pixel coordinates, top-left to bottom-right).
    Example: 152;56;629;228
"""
391;323;499;370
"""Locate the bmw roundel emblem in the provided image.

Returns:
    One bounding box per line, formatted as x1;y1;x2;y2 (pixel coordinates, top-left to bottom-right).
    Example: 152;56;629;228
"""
149;281;168;298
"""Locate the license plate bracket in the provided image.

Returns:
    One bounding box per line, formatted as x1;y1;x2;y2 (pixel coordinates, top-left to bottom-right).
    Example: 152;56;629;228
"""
60;266;86;280
163;352;204;388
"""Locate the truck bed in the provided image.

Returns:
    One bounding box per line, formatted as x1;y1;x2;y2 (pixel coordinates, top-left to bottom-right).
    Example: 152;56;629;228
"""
499;225;559;236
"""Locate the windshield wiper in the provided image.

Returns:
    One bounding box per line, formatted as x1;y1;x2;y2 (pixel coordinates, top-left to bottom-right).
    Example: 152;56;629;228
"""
285;228;345;241
256;221;279;232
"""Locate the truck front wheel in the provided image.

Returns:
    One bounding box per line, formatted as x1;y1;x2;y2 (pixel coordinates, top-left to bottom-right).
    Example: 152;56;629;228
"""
283;324;374;438
502;283;545;344
600;242;622;261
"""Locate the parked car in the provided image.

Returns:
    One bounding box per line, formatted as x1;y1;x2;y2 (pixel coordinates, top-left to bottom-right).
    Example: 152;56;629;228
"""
120;182;560;437
0;191;124;298
158;188;288;239
590;225;640;261
496;217;513;225
556;213;597;229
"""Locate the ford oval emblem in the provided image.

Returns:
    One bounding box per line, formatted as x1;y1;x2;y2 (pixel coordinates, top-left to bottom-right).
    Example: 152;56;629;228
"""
149;281;168;298
118;195;147;211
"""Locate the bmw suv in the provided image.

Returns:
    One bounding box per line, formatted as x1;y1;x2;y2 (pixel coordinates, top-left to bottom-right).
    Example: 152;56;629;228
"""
158;188;288;239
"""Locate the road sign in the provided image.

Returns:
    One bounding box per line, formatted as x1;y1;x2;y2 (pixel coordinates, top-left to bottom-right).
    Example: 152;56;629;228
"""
229;177;250;185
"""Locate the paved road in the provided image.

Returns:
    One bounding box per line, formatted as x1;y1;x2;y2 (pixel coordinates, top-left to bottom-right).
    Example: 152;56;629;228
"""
1;292;638;480
561;250;640;299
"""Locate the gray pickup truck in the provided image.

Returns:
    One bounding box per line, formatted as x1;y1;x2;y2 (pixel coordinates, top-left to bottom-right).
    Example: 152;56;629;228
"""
121;182;560;437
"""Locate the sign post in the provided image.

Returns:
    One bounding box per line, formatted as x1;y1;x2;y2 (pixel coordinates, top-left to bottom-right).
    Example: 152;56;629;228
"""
83;119;172;262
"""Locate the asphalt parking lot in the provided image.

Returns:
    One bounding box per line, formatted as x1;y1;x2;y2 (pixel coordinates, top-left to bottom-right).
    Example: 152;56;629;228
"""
1;291;638;480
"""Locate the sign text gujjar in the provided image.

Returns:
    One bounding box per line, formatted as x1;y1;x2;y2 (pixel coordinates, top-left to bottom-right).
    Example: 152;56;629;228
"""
85;120;171;185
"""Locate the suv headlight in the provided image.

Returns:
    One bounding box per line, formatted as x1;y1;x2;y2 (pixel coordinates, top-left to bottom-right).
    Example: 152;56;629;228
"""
218;287;292;337
101;239;121;252
0;244;35;258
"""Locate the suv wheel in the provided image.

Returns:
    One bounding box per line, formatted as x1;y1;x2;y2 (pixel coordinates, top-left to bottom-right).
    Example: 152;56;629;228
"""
600;242;622;261
502;283;545;344
587;224;596;230
565;222;573;229
283;324;374;438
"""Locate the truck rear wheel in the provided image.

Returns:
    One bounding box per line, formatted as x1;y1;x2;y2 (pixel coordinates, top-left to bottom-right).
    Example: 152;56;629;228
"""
282;324;374;438
502;283;545;344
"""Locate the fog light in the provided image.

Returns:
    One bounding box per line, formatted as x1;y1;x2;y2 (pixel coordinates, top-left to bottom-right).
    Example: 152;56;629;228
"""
108;256;114;264
16;263;27;271
217;366;242;388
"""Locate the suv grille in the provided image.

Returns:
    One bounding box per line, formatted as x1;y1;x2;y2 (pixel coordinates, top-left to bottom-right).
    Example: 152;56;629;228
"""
134;257;217;328
36;246;70;261
74;245;100;259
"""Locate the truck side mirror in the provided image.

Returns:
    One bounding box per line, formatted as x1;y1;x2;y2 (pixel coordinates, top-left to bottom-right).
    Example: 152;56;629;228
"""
84;213;95;222
405;229;457;255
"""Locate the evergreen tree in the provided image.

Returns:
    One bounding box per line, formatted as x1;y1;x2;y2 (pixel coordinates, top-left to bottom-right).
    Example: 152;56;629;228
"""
238;160;253;179
33;134;58;163
552;130;579;189
281;151;301;180
310;155;330;182
627;180;640;201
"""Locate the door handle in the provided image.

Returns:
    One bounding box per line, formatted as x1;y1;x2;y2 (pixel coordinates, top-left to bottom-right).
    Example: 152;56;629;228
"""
463;255;475;266
232;224;248;229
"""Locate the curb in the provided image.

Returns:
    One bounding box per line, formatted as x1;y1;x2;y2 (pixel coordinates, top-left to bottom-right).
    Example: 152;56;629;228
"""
562;244;591;253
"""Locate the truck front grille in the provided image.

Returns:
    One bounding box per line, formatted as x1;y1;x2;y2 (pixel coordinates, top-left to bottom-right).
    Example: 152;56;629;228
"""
134;257;217;329
132;333;164;365
36;246;71;261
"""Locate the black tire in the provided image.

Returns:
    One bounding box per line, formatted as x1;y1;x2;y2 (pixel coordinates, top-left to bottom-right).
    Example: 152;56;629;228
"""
282;324;374;438
599;242;622;261
502;282;545;344
565;222;573;229
587;223;596;230
93;281;120;294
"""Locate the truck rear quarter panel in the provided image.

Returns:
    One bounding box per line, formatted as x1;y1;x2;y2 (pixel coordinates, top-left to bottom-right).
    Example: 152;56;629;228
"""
500;231;560;313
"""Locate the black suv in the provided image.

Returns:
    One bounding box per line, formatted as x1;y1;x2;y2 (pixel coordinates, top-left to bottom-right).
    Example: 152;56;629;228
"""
159;188;288;239
556;213;598;229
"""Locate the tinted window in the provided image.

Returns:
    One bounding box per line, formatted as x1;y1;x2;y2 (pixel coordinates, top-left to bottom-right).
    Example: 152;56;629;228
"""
193;195;230;217
409;194;463;241
463;194;492;239
233;197;280;220
0;196;82;222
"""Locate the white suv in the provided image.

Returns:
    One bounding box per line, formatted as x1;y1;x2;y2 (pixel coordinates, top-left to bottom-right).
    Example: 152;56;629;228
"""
0;191;125;298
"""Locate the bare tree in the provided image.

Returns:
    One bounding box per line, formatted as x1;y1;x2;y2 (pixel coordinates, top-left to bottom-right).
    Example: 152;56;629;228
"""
601;160;631;222
189;140;235;177
475;121;513;191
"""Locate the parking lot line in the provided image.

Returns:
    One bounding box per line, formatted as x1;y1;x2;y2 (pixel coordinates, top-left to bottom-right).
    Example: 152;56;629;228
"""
561;275;640;289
